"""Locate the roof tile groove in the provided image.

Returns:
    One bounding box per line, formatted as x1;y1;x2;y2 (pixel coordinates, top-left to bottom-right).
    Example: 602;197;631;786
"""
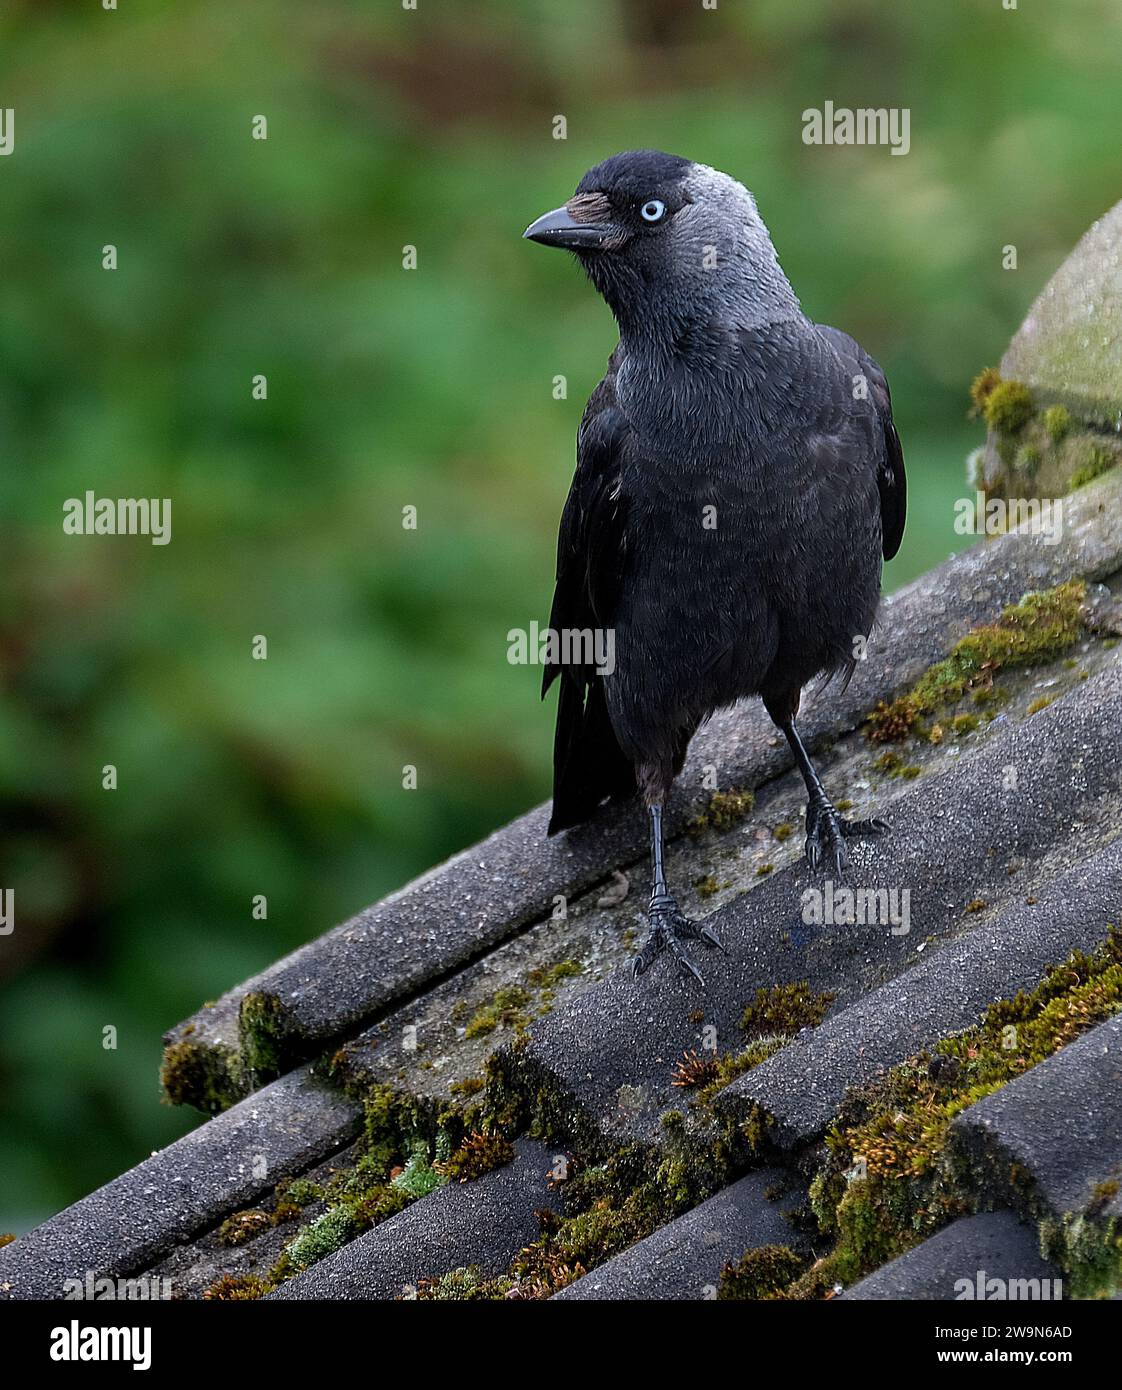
268;1139;562;1300
715;837;1122;1149
842;1211;1062;1300
551;1169;803;1300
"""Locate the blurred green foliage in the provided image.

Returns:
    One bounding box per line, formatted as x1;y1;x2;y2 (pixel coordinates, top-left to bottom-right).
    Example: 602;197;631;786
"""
1;0;1119;1229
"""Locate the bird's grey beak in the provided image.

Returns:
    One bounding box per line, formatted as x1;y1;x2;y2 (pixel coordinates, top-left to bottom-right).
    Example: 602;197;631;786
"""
523;205;613;250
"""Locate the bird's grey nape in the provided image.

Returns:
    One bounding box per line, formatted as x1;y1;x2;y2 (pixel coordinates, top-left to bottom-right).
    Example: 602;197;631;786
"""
667;163;803;334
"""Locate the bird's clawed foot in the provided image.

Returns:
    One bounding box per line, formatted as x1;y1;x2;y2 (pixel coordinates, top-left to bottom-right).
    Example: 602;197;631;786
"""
804;799;889;878
631;893;724;985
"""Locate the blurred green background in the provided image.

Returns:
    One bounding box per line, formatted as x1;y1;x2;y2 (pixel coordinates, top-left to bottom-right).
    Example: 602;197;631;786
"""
1;0;1119;1231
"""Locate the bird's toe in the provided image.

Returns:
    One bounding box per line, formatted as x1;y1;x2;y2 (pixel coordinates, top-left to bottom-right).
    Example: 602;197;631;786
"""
698;923;726;952
842;815;890;838
677;954;705;986
806;812;850;878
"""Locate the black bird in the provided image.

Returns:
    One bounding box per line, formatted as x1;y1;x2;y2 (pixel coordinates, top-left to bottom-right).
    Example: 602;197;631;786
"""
524;151;906;982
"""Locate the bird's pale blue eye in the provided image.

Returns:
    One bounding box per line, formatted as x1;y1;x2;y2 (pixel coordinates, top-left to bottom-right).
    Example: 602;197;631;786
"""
640;199;666;223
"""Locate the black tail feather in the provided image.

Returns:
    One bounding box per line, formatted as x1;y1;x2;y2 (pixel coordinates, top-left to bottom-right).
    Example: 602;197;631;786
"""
547;678;635;834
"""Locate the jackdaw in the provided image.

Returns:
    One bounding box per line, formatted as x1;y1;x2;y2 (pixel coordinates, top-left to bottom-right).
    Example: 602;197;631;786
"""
524;150;906;982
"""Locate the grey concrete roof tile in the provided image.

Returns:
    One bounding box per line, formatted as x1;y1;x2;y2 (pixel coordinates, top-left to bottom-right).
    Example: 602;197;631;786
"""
950;1014;1122;1219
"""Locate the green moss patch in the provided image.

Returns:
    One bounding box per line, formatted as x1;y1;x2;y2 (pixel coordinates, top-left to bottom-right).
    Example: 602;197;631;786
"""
1041;1209;1122;1300
203;1272;270;1301
437;1132;516;1183
867;580;1086;744
283;1177;322;1208
464;985;533;1040
718;1244;808;1300
1043;404;1072;443
969;367;1002;415
691;1039;788;1106
740;981;836;1036
159;1037;245;1115
982;379;1034;435
392;1140;446;1197
217;1209;273;1247
689;787;755;834
526;959;583;993
449;1075;485;1099
694;873;720;900
969;367;1122;501
1069;442;1116;490
873;749;921;778
463;959;585;1041
239;991;290;1079
285;1206;358;1270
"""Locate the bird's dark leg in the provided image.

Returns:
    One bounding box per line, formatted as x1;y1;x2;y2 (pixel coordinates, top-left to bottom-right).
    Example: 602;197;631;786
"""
631;804;724;984
778;718;888;877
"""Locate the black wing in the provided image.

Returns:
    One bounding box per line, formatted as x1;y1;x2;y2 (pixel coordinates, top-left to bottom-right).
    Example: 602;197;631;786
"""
543;350;636;833
817;325;907;561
